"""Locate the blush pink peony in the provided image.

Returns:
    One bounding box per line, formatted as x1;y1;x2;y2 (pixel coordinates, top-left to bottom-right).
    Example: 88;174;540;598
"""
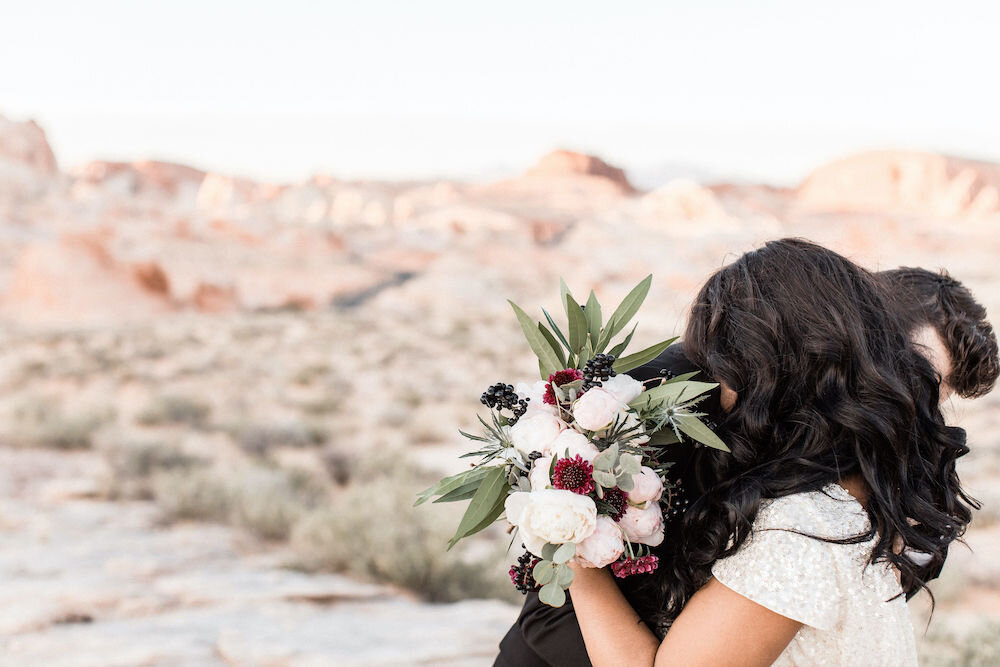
618;504;664;547
572;388;621;432
629;466;664;505
575;516;625;568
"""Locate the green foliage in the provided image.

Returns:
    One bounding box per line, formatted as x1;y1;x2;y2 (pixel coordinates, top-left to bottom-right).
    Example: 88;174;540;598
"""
448;465;509;549
612;338;676;374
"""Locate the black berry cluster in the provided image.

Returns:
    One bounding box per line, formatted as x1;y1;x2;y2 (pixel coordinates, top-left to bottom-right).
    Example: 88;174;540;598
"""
508;550;541;594
581;353;616;391
661;478;691;522
480;382;529;425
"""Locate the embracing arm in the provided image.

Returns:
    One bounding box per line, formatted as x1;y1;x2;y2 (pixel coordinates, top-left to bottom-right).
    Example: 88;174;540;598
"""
570;565;801;667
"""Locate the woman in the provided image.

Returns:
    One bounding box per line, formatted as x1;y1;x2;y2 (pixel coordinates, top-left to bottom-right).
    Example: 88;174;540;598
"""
567;239;977;666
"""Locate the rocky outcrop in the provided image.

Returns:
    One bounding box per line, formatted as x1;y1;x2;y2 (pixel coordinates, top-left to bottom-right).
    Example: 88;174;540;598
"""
0;115;58;174
0;233;174;325
797;150;1000;218
73;160;206;197
523;149;636;193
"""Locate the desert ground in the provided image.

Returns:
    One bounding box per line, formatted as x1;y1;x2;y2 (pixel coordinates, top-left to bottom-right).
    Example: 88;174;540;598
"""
1;114;999;665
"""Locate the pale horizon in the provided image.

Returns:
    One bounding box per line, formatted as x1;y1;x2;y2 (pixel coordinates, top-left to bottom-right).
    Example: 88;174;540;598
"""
4;0;1000;186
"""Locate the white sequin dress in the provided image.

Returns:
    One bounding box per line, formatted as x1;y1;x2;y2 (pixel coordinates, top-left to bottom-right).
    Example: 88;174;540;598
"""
711;483;917;666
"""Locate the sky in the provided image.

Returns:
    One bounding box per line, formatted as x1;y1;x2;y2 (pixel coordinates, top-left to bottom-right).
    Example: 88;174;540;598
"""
2;0;999;186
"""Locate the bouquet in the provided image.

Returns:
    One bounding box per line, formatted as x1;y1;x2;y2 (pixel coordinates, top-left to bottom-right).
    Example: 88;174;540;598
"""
416;276;727;607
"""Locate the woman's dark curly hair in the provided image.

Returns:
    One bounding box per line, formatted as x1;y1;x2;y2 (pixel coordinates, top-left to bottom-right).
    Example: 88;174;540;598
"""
643;238;978;635
879;267;999;399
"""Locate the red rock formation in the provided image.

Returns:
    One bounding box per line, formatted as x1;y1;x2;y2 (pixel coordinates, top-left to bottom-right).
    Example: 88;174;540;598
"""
0;233;173;325
797;151;1000;218
524;150;636;193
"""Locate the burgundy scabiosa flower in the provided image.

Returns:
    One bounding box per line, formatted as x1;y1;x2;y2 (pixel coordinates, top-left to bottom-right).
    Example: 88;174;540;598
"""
611;554;659;578
552;454;596;495
602;486;629;522
543;368;584;405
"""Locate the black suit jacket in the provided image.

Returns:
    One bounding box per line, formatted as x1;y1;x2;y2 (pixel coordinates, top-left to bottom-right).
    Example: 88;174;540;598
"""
494;343;723;667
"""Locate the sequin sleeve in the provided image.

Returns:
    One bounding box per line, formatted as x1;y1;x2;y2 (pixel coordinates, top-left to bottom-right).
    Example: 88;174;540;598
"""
711;494;843;631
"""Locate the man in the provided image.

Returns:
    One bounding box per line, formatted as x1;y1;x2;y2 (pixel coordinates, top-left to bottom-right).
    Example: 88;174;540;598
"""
494;267;997;667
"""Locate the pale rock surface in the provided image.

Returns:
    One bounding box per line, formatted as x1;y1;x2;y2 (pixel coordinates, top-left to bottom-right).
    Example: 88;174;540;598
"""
0;447;518;666
797;150;1000;218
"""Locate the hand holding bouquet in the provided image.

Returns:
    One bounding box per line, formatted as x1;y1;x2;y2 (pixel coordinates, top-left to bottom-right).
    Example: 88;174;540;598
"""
416;277;727;607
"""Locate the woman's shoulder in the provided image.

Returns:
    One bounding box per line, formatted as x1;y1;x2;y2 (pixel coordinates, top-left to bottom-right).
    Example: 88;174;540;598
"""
755;484;870;540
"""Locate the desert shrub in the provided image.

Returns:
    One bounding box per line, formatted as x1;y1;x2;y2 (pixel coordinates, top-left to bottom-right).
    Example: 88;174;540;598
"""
137;395;212;428
229;420;329;456
6;398;112;449
100;438;205;499
918;621;1000;666
290;475;516;603
153;468;232;522
227;466;324;540
153;464;325;541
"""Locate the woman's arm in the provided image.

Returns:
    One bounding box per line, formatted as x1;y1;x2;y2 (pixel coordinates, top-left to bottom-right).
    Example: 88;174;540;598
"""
571;565;802;667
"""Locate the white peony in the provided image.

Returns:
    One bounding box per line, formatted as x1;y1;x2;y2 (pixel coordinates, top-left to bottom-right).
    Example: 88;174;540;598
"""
572;388;622;432
505;489;598;557
550;429;600;463
619;504;664;546
529;454;553;491
601;374;644;405
575;516;625;568
509;413;565;457
516;380;557;417
629;466;664;505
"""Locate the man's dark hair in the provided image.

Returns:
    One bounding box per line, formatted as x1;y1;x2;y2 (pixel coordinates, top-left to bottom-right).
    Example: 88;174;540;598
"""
880;267;999;399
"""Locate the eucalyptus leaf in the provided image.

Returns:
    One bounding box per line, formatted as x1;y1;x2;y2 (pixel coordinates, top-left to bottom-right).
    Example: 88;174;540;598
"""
552;542;576;564
585;290;602;343
533;560;556;585
556;565;576;587
542;543;558;561
606;274;652;339
613;337;677;374
509;300;561;379
593;470;618;488
565;293;588;354
619;453;642;475
592;445;617;472
447;466;509;549
676;415;731;452
616;473;635;492
538;582;567;607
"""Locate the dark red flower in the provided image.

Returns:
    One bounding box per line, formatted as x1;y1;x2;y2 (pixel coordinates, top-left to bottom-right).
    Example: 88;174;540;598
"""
602;487;629;522
612;555;659;578
552;455;595;495
543;368;584;405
